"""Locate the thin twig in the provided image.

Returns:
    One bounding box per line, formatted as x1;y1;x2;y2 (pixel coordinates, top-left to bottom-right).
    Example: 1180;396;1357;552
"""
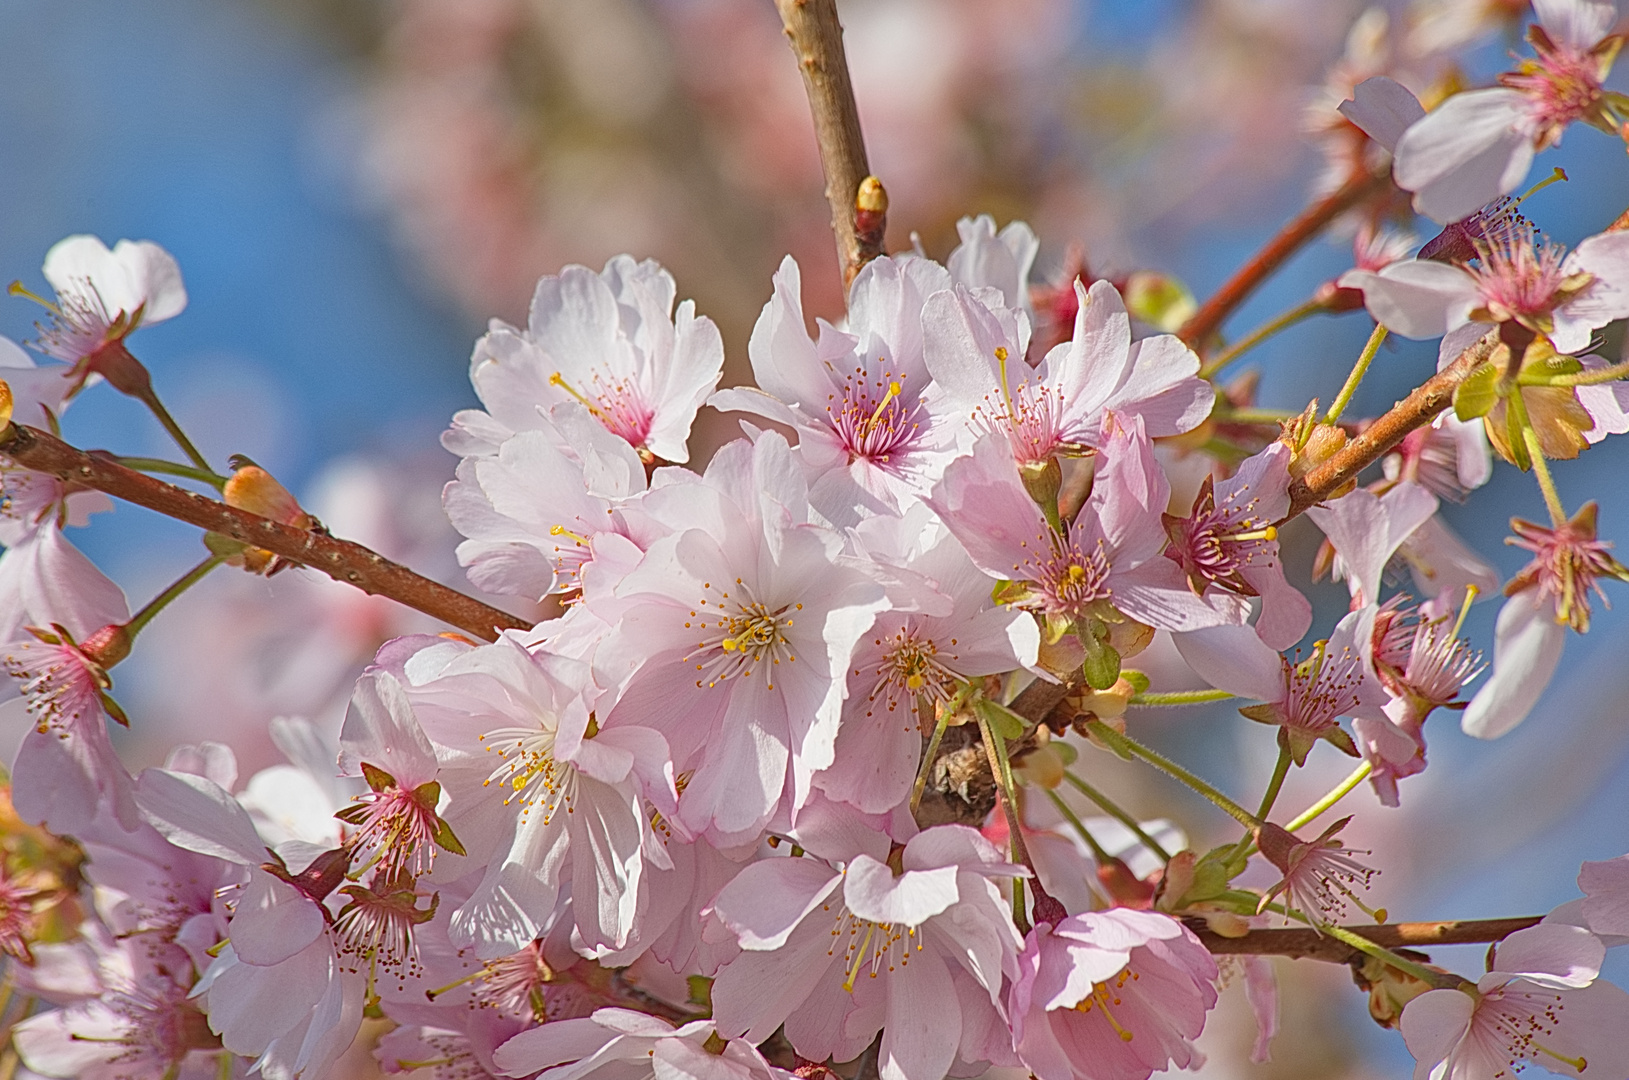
0;423;531;642
1195;915;1542;963
1284;328;1499;520
1180;169;1390;348
774;0;885;290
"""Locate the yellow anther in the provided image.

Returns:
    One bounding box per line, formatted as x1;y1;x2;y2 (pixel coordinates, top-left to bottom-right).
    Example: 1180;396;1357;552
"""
7;281;57;312
1068;564;1088;582
1532;1042;1587;1072
867;381;903;428
1225;526;1278;543
1452;584;1479;640
548;372;605;419
549;524;590;546
905;673;926;691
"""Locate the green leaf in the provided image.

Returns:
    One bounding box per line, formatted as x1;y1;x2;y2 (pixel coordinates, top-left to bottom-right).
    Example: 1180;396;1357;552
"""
1052;740;1079;767
1120;670;1151;694
1080;628;1121;690
412;780;442;810
1452;362;1499;421
1504;403;1532;471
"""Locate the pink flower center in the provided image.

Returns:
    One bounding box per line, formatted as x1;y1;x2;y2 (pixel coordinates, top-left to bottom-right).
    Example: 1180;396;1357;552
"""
1475;984;1587;1073
479;728;571;826
1016;531;1111;620
1467;227;1576;325
860;622;960;720
1280;641;1368;737
1069;966;1142;1043
1508;509;1625;632
1504;44;1606;144
825;367;923;467
1164;475;1277;597
347;785;442;879
826;905;921;991
549;370;656;453
684;581;801;691
3;637;105;734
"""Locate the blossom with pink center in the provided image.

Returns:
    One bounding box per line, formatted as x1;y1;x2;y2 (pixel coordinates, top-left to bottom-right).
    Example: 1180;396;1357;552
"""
1359;593;1485;805
383;634;671;959
709;255;955;525
337;671;460;881
448;255;723;465
707;825;1024;1080
12;930;223;1080
445;401;650;601
1391;0;1626;223
1008;909;1219;1080
923;279;1211;469
1255;818;1383;928
1340;217;1629;354
928;421;1236;639
1400;922;1629;1080
1161;443;1312;649
815;508;1040;815
1463;502;1629;738
1175;607;1389;765
493;1008;795;1080
589;433;887;846
17;235;187;395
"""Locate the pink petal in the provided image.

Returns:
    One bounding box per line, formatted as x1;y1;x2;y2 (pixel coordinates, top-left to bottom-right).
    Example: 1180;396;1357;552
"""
1392;88;1534;225
134;766;267;865
1348;260;1481;340
231;869;325;967
1580;855;1629;937
1460;590;1566;739
844;856;959;925
1398;988;1474;1080
1339;77;1426;152
1491;922;1603;987
1172;624;1285;703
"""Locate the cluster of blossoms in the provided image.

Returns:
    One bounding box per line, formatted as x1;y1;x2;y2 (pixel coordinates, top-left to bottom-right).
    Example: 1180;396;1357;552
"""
2;1;1629;1078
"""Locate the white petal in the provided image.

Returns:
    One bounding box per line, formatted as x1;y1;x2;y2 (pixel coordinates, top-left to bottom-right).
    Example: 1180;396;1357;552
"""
1339;77;1426;153
1355;261;1481;339
1393;88;1534;224
1460;590;1566;739
135;766;267;865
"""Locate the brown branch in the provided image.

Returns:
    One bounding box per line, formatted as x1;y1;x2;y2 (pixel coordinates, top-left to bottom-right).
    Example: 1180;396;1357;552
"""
1195;915;1542;963
1179;169;1392;348
775;0;885;291
1284;328;1499;520
0;423;531;642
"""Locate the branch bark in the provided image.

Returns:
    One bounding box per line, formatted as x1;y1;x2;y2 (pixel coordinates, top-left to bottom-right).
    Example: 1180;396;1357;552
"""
775;0;885;291
0;423;531;642
1195;915;1542;963
1283;328;1499;520
1179;169;1391;348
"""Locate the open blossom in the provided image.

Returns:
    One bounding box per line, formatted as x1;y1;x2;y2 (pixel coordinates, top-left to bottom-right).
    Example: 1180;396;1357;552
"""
591;432;887;845
816;509;1040;815
447;255;723;464
1176;607;1389;765
1161;443;1311;650
19;235;186;393
444;401;650;601
494;1008;794;1080
708;826;1024;1080
1255;818;1383;928
929;419;1236;639
1339;218;1629;354
923;278;1211;468
1008;909;1218;1080
1462;502;1629;738
1400;922;1629;1080
1391;0;1626;223
709;254;956;525
948;213;1040;317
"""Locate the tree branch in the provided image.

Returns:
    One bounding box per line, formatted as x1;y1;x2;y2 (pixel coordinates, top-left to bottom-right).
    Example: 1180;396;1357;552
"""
1195;915;1542;963
1283;328;1498;520
0;423;531;642
1179;169;1391;348
775;0;885;291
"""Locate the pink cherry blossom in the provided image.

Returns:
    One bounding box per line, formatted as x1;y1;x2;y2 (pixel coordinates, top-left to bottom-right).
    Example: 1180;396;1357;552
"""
590;433;886;845
923;279;1211;468
1008;909;1218;1080
1400;921;1629;1080
1161;442;1312;649
20;235;186;394
1255;817;1383;928
493;1008;794;1080
708;826;1024;1080
947;214;1039;317
929;420;1236;638
449;255;723;465
1392;0;1625;223
709;254;956;525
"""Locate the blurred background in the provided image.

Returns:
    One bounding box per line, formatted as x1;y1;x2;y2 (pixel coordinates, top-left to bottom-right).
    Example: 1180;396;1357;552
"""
1;0;1628;1074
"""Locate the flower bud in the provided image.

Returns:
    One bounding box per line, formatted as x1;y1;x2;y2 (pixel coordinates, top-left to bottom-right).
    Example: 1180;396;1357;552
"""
1014;740;1067;789
224;460;311;527
1357;951;1442;1028
77;623;132;670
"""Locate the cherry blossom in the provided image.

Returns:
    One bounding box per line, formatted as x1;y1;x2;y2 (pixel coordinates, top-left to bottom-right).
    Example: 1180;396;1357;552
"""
1008;909;1218;1080
493;1008;794;1080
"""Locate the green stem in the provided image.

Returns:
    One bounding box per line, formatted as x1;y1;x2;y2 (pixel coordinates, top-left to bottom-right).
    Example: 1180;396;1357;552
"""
124;554;226;639
1199;297;1326;379
136;388;213;476
1284;761;1372;832
1325;323;1389;425
1521;422;1567;527
975;710;1031;934
1129;688;1235;707
909;704;953;814
1060;771;1172;862
1254;745;1293;822
113;456;227;490
1043;785;1113;863
1521;357;1629;387
1214;406;1302;425
1082;720;1259;829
